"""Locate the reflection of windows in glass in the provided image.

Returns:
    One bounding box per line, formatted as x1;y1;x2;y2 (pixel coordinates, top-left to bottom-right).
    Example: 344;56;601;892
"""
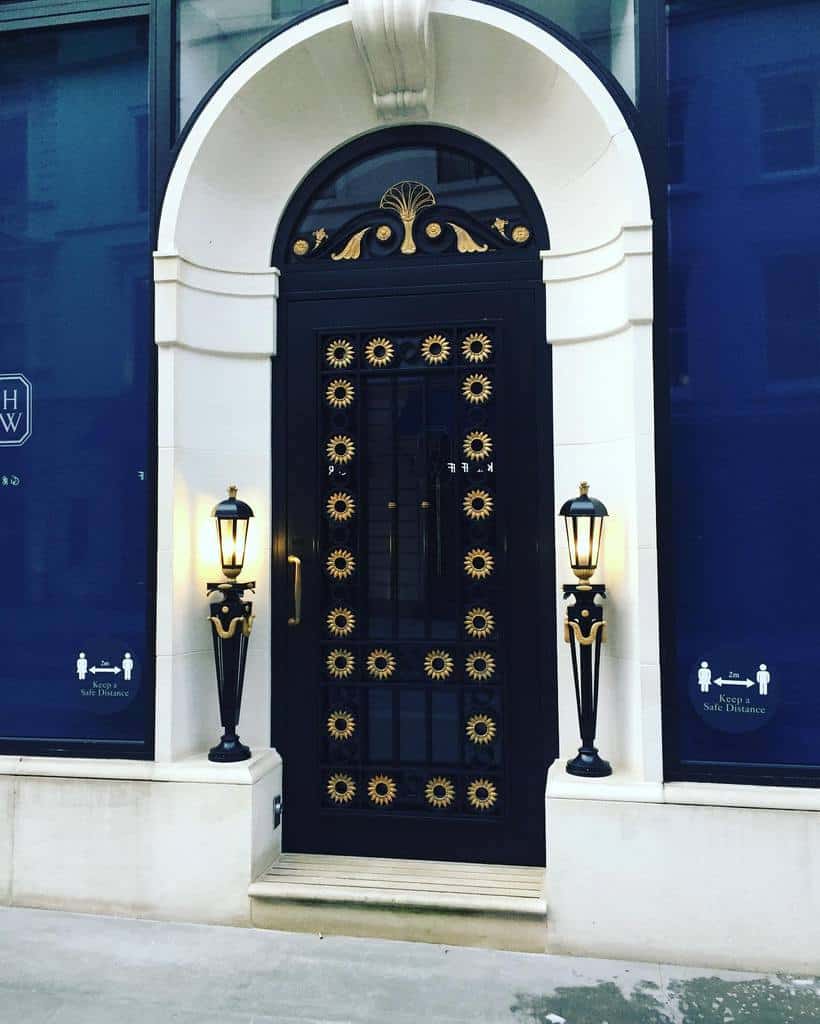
667;92;687;185
0;116;27;204
436;151;491;185
759;73;817;173
135;111;148;212
668;267;690;386
764;254;820;380
177;0;326;129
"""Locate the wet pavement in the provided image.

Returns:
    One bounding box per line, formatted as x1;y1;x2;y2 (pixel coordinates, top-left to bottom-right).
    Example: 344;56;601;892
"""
0;906;817;1023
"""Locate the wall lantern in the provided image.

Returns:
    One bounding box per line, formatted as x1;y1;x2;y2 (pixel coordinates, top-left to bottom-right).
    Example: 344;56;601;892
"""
206;486;256;763
559;482;611;778
214;485;254;579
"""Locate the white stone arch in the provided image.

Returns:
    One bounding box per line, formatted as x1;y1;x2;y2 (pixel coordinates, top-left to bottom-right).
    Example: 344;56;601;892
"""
154;0;660;811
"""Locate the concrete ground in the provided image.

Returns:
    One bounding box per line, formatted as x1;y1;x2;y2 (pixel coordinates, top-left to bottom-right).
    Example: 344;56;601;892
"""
0;907;817;1024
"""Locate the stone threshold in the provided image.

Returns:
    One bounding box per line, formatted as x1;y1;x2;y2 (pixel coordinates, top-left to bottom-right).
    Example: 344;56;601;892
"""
248;853;547;952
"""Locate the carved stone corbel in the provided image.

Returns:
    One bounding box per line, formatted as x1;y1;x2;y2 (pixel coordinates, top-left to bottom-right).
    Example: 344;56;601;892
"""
350;0;435;119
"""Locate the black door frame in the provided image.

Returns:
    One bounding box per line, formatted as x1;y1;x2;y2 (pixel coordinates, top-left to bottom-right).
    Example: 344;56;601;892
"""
270;125;556;863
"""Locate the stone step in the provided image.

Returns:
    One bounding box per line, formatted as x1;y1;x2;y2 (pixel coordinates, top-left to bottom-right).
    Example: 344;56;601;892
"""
248;853;547;952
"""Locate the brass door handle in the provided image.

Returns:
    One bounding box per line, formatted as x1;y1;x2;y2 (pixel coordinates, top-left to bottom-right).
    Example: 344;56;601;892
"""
287;555;302;626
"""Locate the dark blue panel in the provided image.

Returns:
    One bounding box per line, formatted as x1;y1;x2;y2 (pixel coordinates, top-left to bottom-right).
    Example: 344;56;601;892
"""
0;21;153;756
667;1;820;778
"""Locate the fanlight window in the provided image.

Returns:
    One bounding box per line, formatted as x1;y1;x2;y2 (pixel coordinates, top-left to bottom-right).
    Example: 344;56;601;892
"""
288;143;537;263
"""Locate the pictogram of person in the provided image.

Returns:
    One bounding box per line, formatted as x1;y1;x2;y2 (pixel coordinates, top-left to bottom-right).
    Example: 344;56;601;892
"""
76;652;88;681
122;652;134;682
756;663;771;696
697;661;711;693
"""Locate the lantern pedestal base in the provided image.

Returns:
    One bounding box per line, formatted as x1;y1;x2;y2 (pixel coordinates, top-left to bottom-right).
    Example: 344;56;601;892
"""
566;747;612;778
209;733;251;763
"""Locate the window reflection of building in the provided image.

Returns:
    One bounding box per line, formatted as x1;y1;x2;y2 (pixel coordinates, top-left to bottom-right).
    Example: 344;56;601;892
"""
758;71;818;174
667;0;820;771
0;21;151;747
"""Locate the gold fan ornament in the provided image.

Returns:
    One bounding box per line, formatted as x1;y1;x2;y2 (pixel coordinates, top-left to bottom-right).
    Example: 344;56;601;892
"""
425;776;456;808
325;378;355;409
424;650;454;680
327;435;355;464
367;648;396;679
461;373;493;405
326;648;355;679
327;772;356;804
364;337;394;367
462;332;492;363
465;650;496;681
326;606;356;637
466;713;497;745
464;548;494;580
463;431;492;462
326;548;356;580
467;778;497;810
367;774;397;806
463;489;493;520
465;607;495;639
379;181;436;255
327;709;356;741
326;339;354;369
326;492;356;522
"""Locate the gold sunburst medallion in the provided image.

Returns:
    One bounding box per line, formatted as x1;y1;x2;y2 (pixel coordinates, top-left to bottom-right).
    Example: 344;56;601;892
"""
326;606;356;637
326;492;355;522
327;435;355;464
326;548;356;580
424;649;454;680
326;648;355;679
461;373;493;405
365;337;394;367
511;225;531;244
420;334;450;365
327;772;356;804
425;776;455;808
464;548;494;580
367;774;397;806
327;709;356;741
462;332;492;363
366;648;396;679
465;607;495;639
463;431;492;462
463;489;493;520
326;339;354;369
466;713;497;745
376;224;393;241
467;778;497;810
325;378;355;409
293;238;310;257
465;650;496;681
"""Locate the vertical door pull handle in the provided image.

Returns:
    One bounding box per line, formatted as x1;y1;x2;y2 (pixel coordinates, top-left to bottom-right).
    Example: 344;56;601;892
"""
287;555;302;626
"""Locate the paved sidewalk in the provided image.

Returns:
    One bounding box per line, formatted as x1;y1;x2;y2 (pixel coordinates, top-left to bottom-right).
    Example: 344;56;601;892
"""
0;906;817;1024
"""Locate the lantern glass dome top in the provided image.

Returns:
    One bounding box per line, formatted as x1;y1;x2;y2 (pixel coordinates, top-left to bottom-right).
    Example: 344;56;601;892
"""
212;485;254;580
559;481;608;582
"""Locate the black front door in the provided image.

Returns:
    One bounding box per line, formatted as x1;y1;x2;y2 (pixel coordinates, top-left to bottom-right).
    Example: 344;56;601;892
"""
275;280;555;866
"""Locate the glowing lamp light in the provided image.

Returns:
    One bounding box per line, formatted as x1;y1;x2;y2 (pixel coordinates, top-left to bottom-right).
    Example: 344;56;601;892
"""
212;485;254;580
559;481;608;583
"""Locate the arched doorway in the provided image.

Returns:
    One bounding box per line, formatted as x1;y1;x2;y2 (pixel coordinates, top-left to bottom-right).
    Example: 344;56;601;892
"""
271;126;555;866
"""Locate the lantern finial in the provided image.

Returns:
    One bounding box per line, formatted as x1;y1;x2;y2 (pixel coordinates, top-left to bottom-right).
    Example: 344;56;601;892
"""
579;481;590;496
228;484;238;498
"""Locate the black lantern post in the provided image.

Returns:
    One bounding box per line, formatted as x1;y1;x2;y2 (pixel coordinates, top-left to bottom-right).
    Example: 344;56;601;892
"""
207;485;255;762
559;481;611;777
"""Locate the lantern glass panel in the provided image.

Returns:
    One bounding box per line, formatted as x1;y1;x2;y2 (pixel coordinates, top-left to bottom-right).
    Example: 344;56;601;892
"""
218;517;249;578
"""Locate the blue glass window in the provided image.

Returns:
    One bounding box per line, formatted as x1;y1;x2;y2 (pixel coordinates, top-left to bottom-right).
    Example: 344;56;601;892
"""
0;21;153;757
666;0;820;780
